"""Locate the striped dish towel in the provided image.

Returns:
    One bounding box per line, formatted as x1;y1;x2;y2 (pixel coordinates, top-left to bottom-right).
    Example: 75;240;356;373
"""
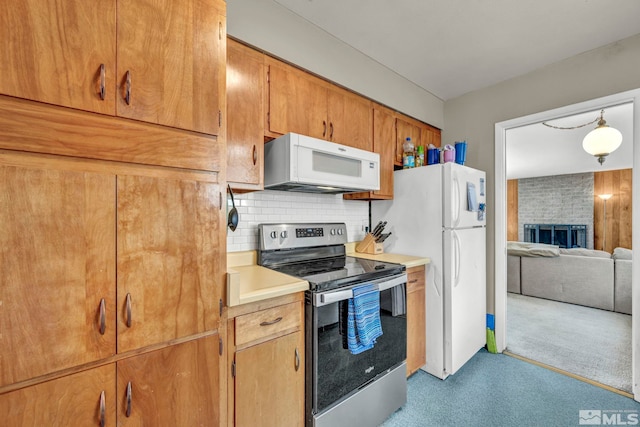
347;284;383;355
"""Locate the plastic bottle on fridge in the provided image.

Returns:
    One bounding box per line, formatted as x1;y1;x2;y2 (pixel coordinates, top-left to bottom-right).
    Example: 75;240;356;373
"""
416;145;424;167
402;137;415;169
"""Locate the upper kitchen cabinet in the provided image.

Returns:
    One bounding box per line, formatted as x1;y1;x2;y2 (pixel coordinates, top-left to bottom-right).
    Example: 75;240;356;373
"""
0;0;117;115
395;114;441;167
227;38;264;190
344;103;395;200
0;0;226;136
117;0;226;135
266;58;372;150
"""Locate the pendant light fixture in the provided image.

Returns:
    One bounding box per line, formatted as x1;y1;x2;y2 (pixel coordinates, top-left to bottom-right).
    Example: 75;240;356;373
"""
582;110;623;165
543;109;623;165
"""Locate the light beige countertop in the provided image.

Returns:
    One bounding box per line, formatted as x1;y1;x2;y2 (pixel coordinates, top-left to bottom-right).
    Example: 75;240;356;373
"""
344;242;430;268
227;251;309;307
226;243;429;307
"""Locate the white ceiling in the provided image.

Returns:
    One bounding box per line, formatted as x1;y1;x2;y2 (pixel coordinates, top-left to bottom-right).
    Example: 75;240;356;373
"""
269;0;640;179
506;103;634;179
272;0;640;101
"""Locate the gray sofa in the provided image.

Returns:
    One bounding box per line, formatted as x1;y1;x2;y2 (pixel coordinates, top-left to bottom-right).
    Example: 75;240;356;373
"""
507;242;632;314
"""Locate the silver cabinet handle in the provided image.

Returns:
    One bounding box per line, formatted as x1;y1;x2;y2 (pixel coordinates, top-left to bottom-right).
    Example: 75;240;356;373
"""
99;390;106;427
125;381;132;417
294;348;300;371
260;317;282;326
124;70;131;105
125;293;132;328
99;64;106;100
99;298;106;335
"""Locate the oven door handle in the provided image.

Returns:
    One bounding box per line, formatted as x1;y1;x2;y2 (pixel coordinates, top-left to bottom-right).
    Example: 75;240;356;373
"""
316;274;407;306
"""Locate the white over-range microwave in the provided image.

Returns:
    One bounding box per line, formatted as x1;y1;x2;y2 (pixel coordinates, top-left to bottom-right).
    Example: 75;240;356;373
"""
263;133;380;194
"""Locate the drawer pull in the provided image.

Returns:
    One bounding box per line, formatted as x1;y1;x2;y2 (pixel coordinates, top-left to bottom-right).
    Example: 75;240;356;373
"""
99;390;106;427
260;317;282;327
124;70;131;105
125;381;132;417
99;298;106;335
99;64;106;100
294;347;300;371
409;279;418;284
125;293;132;328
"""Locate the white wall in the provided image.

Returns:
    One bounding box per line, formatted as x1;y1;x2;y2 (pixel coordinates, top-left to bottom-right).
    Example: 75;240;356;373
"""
227;190;369;252
443;33;640;311
227;0;444;129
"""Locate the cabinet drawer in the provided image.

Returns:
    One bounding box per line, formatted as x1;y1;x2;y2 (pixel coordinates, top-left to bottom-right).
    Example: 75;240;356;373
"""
235;302;301;347
407;266;426;293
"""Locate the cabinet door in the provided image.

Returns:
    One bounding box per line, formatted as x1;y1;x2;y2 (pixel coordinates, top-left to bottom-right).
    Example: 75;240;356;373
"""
0;0;116;115
267;60;328;139
117;336;220;426
395;116;421;166
327;88;372;151
235;331;304;427
373;105;395;198
117;0;225;135
421;124;441;149
0;364;116;426
116;175;221;352
227;39;264;188
0;159;116;387
407;266;426;376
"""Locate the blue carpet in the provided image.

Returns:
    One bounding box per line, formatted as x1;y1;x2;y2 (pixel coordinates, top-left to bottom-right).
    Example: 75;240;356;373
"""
381;349;640;426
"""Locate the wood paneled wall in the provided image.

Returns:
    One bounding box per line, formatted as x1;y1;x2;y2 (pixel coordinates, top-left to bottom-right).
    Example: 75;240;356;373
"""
593;169;632;253
507;179;519;241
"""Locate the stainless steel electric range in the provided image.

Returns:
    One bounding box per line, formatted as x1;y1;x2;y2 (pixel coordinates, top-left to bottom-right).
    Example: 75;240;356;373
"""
257;223;408;427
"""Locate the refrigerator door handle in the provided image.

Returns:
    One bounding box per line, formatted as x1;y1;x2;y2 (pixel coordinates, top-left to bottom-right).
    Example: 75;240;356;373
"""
452;173;461;228
453;231;461;286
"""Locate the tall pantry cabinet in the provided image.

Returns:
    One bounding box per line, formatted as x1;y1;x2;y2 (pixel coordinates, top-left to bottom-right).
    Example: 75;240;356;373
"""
0;0;227;425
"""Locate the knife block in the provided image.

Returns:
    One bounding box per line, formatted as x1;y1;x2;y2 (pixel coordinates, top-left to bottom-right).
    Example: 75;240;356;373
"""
355;233;384;255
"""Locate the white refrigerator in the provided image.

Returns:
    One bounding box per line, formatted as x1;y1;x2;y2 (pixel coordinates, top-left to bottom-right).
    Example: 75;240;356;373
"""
372;162;486;379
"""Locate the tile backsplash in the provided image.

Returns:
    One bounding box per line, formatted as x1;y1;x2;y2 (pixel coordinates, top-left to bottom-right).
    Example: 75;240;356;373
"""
227;190;369;252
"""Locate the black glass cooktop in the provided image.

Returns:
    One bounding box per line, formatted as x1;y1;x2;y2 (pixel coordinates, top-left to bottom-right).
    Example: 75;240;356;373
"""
269;256;405;292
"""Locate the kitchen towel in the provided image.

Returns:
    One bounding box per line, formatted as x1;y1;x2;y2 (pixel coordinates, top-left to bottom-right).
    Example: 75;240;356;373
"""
347;284;383;355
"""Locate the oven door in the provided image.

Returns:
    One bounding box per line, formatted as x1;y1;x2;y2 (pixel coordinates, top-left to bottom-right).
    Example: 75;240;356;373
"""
307;274;407;417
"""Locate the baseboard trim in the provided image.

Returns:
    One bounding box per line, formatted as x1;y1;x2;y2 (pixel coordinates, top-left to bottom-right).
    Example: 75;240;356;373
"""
503;350;634;399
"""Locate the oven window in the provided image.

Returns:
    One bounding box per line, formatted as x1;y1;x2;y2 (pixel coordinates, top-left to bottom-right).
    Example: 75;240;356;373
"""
312;151;362;177
314;284;406;413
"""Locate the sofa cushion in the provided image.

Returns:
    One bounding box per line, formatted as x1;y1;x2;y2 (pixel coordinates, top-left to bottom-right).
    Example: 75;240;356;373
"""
507;241;559;257
520;255;614;311
507;255;521;294
559;248;611;258
613;247;632;260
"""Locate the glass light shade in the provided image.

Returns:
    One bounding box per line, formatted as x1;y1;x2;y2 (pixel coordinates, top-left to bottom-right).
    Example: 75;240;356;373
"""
582;125;623;157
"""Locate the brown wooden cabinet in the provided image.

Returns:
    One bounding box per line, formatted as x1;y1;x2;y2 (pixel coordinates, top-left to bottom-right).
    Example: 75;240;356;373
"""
0;158;116;387
344;103;395;200
0;364;117;427
406;265;426;376
117;335;221;426
227;39;265;190
227;293;305;427
116;174;222;353
0;0;226;136
395;114;441;167
266;58;372;150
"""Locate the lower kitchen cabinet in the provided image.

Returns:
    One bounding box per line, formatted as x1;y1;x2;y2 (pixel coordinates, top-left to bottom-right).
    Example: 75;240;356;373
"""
0;364;117;427
0;336;220;427
406;265;426;376
227;293;305;427
117;335;221;427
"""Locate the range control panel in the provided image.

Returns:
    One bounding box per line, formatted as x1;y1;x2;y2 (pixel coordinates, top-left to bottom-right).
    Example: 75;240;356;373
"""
259;223;347;251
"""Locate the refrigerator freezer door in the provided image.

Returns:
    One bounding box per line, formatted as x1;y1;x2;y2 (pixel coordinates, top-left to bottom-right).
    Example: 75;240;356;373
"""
443;163;486;229
443;227;486;376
